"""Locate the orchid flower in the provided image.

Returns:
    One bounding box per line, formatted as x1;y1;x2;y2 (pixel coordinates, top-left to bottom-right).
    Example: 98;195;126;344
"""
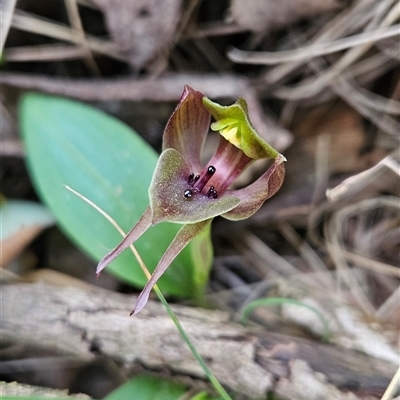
97;86;286;314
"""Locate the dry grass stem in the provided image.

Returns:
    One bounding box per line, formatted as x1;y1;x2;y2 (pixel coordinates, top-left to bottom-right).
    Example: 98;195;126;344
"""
63;185;152;281
377;286;400;320
0;0;18;52
0;139;24;157
337;79;400;115
382;156;400;176
326;153;400;202
64;0;100;74
262;0;391;84
278;222;334;288
276;1;398;99
325;197;399;314
4;44;88;62
228;24;400;65
11;9;125;61
332;79;400;138
349;46;398;86
342;251;400;278
242;232;299;277
188;22;248;39
381;366;400;400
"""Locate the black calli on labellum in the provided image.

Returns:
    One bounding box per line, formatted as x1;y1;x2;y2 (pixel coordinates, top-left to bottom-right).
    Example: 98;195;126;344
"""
97;86;286;314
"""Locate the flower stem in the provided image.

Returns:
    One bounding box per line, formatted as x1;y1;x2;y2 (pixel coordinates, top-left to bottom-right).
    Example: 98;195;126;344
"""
64;185;233;400
155;291;232;400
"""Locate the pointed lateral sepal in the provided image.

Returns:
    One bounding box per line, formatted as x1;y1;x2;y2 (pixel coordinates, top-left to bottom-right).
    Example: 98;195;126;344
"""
96;207;152;276
222;153;286;221
149;148;240;224
132;219;213;315
202;97;279;160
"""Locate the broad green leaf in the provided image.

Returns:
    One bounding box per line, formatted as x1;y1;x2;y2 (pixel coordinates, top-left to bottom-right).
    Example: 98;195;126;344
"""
20;93;212;298
103;375;185;400
0;199;55;266
0;199;55;239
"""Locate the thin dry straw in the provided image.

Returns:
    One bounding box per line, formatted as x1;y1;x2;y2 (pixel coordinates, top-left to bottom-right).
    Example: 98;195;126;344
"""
64;185;152;280
11;9;124;61
325;196;400;315
271;41;399;140
272;1;400;99
228;24;400;65
332;79;400;138
342;251;400;278
263;0;393;84
4;44;89;62
243;231;299;276
0;0;18;52
64;0;100;74
381;366;400;400
377;286;400;320
270;27;400;136
326;154;400;203
278;221;335;289
337;80;400;115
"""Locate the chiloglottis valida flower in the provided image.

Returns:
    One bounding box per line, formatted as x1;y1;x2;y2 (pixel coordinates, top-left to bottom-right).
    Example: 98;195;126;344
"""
97;85;286;314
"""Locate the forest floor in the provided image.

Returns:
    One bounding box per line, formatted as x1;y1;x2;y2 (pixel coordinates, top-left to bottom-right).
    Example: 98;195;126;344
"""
1;1;399;399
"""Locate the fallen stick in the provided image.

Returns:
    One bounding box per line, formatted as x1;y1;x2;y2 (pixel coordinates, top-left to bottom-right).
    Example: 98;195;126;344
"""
1;282;395;399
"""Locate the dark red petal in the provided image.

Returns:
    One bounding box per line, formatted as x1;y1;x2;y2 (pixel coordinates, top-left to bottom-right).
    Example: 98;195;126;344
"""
162;86;210;171
222;155;286;221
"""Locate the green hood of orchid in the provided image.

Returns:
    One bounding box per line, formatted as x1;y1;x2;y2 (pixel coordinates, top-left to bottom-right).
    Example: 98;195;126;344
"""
203;97;279;160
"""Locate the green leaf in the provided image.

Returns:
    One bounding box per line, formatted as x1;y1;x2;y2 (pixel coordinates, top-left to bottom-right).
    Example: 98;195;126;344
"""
20;93;212;298
0;199;55;239
103;375;186;400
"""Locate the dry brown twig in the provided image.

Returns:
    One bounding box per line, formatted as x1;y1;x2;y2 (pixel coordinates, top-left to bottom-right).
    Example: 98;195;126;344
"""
272;2;399;100
64;0;100;74
228;24;400;65
261;0;390;84
268;0;398;91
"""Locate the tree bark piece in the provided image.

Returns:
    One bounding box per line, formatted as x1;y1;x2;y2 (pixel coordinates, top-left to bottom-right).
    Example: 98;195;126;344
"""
0;380;90;398
1;282;395;399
